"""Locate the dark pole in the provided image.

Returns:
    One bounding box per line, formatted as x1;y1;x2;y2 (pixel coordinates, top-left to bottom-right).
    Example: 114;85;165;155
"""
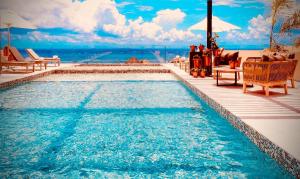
207;0;212;75
207;0;212;49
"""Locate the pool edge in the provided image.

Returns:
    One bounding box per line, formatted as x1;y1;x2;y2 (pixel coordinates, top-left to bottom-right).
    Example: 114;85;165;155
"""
170;70;300;177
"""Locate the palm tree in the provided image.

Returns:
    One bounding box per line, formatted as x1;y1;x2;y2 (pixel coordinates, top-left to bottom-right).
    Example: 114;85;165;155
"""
280;10;300;33
269;0;293;50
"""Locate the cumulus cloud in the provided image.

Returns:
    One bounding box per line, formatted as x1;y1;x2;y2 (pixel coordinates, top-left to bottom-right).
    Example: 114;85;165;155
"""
0;0;125;33
0;0;200;45
103;8;200;44
153;9;186;30
226;15;271;41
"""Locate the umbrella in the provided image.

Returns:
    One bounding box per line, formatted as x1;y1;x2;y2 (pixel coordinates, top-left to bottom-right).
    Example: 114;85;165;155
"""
0;9;36;49
188;15;240;32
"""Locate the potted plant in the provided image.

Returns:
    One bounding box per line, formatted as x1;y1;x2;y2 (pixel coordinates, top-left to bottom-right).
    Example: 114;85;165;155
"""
191;68;199;78
200;68;206;78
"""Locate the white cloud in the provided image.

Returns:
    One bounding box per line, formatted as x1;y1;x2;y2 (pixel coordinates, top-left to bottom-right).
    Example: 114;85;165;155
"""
214;0;266;7
214;0;238;6
138;5;154;11
116;1;134;8
153;9;186;31
0;0;125;33
0;1;201;46
26;31;102;44
103;9;200;44
226;15;271;41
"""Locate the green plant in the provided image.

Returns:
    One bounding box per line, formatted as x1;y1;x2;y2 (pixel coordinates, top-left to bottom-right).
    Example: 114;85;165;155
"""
210;33;219;50
191;68;200;72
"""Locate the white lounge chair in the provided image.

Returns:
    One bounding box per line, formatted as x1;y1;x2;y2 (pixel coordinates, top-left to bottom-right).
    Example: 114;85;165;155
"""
26;48;60;66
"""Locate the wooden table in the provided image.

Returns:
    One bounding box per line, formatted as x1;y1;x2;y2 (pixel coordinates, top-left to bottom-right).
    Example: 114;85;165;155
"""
213;67;242;86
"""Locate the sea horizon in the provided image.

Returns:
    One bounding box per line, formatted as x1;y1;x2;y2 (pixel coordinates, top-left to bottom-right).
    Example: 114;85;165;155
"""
18;46;266;64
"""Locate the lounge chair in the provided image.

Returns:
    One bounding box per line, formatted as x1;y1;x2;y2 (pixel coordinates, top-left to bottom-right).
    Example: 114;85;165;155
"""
9;47;47;70
288;59;298;88
0;53;35;73
243;60;295;96
26;49;60;66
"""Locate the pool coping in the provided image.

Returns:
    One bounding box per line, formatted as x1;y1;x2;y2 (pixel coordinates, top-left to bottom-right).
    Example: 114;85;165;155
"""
0;64;299;177
0;66;170;89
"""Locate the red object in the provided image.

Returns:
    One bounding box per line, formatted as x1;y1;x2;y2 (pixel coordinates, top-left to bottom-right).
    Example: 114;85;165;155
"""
200;71;206;78
192;71;198;78
193;58;200;68
229;61;235;69
3;46;9;56
190;45;197;52
213;49;220;56
198;44;205;52
204;56;211;66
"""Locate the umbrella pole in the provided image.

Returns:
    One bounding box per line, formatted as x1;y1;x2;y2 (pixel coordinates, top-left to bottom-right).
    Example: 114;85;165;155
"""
207;0;212;76
0;17;1;50
7;26;10;49
7;25;10;57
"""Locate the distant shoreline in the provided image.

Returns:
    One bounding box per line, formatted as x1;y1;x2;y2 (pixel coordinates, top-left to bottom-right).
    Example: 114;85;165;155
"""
15;47;267;51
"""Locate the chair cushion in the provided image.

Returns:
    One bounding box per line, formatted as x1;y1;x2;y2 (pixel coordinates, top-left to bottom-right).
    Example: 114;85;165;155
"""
220;52;228;60
273;55;286;61
227;51;239;61
262;54;286;62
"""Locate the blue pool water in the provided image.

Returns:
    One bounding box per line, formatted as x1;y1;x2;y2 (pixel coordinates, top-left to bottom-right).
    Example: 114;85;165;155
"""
0;81;293;178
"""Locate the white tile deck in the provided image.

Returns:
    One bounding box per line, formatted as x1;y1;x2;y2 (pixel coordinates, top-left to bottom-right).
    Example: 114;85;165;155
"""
0;63;74;83
163;63;300;162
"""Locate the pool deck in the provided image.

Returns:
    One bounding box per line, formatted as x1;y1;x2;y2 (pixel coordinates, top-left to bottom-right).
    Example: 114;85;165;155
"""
0;63;299;176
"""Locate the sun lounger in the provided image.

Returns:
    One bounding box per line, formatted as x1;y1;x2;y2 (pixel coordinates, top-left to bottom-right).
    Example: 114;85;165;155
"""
26;49;60;66
9;47;47;70
0;54;35;73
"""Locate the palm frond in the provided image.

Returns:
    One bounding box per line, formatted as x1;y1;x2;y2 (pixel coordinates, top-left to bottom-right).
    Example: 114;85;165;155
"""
280;10;300;33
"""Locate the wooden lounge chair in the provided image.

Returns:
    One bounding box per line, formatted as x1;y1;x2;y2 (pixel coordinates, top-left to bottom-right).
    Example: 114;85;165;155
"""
26;49;60;67
288;59;298;88
9;47;47;70
0;53;35;73
243;60;294;96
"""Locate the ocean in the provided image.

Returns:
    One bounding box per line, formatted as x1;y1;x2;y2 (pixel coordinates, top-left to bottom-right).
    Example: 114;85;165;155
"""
19;47;265;63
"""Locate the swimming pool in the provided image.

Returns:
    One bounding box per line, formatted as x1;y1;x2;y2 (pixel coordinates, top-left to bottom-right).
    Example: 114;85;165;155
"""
0;78;293;178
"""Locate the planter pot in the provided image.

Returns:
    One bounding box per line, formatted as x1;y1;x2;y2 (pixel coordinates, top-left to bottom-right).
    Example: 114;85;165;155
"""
200;71;206;78
192;71;198;78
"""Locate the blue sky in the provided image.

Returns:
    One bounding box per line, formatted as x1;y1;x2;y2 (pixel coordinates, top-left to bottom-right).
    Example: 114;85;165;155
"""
0;0;298;49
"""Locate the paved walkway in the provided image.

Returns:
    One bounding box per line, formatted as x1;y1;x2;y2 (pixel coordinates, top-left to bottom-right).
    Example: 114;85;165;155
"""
163;63;300;174
0;64;74;84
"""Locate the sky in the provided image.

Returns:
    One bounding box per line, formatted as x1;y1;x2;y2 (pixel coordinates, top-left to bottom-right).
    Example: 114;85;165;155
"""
0;0;299;49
